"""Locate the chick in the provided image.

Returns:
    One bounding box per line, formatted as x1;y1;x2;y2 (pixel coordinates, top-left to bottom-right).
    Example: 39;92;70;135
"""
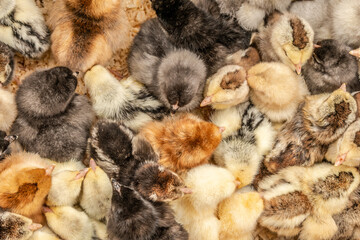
0;131;17;160
211;102;276;187
11;67;94;162
247;62;309;123
29;227;60;240
46;168;89;207
48;0;130;72
0;152;54;223
0;87;17;132
218;190;264;240
259;85;357;179
303;39;360;94
254;12;314;74
170;164;237;240
0;42;14;87
0;211;42;240
140;113;223;173
201;65;249;110
0;0;49;58
129;18;207;112
43;206;93;240
80;159;112;220
84;65;170;132
150;0;252;75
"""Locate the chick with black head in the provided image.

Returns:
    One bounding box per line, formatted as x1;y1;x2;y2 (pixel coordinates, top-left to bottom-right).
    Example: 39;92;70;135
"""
11;67;94;162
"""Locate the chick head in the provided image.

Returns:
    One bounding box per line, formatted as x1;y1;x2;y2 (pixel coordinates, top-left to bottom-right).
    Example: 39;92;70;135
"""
158;49;206;112
16;67;78;118
133;162;191;202
271;14;314;74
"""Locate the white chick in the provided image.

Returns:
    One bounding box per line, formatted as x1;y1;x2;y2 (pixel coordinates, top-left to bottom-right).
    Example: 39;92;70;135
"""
0;87;16;132
84;65;169;132
80;159;112;220
247;62;309;123
43;206;93;240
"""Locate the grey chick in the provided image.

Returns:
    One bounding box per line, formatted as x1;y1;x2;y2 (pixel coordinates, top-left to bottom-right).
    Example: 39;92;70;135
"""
303;39;360;94
128;18;207;112
0;130;17;160
11;67;94;162
150;0;252;74
0;42;14;87
0;0;50;58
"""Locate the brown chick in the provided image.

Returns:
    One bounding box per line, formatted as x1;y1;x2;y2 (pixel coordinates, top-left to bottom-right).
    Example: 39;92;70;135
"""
140;113;224;173
254;11;314;74
255;85;357;185
247;62;309;123
0;152;54;224
47;0;130;73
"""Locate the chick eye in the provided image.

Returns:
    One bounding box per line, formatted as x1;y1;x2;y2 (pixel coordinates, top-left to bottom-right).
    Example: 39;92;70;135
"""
283;50;288;57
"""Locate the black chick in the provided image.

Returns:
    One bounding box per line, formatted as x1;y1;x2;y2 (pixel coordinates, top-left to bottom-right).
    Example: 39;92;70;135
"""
0;42;14;87
0;130;17;160
303;39;360;94
11;67;94;162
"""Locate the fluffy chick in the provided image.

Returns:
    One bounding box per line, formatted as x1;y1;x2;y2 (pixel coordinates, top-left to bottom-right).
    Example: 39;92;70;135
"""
0;211;42;240
254;12;314;74
80;159;112;220
140;113;223;173
303;39;360;94
218;190;264;240
11;67;94;162
247;62;309;123
48;0;130;72
258;86;357;181
0;152;54;224
150;0;252;75
211;102;276;188
170;164;237;240
129;18;207;112
84;65;170;132
46;168;89;207
0;42;14;87
0;0;49;58
0;131;17;160
201;65;249;109
44;206;93;240
0;87;16;132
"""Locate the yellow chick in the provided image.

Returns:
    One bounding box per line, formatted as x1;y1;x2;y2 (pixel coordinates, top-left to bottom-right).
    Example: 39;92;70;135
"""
247;62;309;123
43;206;93;240
46;168;89;207
29;226;60;240
0;87;16;132
218;189;264;240
201;65;249;110
80;159;112;220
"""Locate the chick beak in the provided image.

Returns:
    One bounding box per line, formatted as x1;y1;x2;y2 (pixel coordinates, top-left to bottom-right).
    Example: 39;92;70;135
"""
340;83;347;92
200;96;212;107
219;126;226;134
73;71;80;77
4;135;18;143
171;102;179;112
42;206;53;214
234;180;242;188
335;153;347;166
29;223;42;231
179;187;193;194
89;158;97;172
349;48;360;58
74;168;89;180
295;63;302;75
45;165;55;176
314;44;321;48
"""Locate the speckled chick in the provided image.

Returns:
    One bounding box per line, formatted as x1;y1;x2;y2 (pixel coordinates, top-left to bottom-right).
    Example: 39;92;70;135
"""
80;159;112;220
0;87;16;132
0;42;14;87
0;0;50;58
48;0;130;72
247;62;309;123
11;67;94;162
303;39;360;94
84;65;170;132
140;113;223;174
256;86;357;184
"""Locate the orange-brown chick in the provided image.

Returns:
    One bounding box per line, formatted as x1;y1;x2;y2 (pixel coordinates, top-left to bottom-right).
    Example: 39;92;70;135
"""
140;113;224;173
0;152;54;224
